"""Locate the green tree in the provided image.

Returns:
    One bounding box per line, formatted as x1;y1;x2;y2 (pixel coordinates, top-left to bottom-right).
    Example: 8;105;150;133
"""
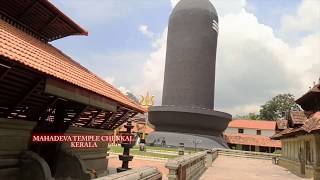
235;113;260;120
259;93;300;120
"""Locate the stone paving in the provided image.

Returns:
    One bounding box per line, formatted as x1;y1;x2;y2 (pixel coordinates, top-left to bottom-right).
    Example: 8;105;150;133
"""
107;155;169;179
200;155;311;180
108;154;310;180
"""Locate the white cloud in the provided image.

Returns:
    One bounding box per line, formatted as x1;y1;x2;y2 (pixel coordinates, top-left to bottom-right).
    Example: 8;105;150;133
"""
118;86;130;94
134;0;319;116
132;29;167;105
279;0;320;44
104;76;131;95
52;0;132;25
170;0;246;16
281;0;320;33
104;76;115;85
138;25;154;38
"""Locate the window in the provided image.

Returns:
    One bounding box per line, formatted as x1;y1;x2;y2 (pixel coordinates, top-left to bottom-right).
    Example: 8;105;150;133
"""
256;130;261;135
238;129;244;133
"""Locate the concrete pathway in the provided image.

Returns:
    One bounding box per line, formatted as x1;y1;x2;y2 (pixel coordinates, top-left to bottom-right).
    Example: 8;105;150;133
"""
200;155;311;180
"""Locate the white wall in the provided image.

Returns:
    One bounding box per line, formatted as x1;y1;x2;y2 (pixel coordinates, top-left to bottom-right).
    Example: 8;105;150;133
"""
224;127;275;137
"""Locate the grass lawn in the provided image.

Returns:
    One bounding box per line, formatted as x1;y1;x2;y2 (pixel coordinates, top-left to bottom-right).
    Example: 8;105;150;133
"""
109;145;178;152
109;145;183;159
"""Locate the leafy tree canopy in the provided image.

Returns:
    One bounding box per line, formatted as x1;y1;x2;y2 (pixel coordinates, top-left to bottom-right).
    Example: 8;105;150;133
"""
235;113;260;120
259;93;300;120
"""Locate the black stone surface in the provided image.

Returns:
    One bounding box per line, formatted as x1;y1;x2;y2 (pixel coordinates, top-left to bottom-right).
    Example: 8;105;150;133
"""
162;0;219;109
148;0;231;149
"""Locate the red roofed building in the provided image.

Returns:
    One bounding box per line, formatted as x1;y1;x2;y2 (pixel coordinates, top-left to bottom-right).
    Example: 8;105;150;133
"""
271;82;320;179
224;119;281;153
0;1;145;179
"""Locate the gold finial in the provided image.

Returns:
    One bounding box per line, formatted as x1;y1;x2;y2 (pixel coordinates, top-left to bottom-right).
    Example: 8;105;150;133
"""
139;92;155;108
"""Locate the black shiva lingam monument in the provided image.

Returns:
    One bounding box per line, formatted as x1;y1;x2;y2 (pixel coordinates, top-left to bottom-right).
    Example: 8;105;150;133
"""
147;0;232;149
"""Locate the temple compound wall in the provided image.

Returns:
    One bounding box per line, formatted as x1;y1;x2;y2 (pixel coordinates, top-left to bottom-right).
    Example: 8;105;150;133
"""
278;134;320;179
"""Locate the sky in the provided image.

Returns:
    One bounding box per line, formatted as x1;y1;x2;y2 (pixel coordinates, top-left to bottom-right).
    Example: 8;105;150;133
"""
51;0;320;116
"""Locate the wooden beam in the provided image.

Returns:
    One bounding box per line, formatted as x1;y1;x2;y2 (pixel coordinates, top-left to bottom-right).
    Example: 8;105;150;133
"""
99;111;114;129
108;110;129;130
45;78;117;112
70;105;88;125
0;67;11;81
85;109;102;127
53;99;66;132
38;97;58;118
18;0;39;18
5;78;44;118
38;15;59;32
0;62;11;69
13;78;43;109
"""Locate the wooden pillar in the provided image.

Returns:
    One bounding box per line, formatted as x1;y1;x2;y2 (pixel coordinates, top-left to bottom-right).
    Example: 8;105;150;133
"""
314;135;320;180
54;99;66;132
255;146;260;152
51;99;66;175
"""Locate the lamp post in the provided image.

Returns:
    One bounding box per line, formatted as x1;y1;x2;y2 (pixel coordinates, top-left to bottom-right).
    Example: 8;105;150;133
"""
193;139;202;152
117;120;134;172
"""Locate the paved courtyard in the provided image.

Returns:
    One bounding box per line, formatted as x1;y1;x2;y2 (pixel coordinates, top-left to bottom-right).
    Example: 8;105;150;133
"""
108;154;308;180
200;155;310;180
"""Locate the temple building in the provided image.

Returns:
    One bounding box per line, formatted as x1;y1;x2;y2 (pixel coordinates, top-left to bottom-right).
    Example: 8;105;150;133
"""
0;1;145;179
224;119;281;153
118;114;154;139
271;82;320;179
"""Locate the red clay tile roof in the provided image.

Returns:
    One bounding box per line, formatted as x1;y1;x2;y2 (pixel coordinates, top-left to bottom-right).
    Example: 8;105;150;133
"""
0;0;88;41
0;19;146;113
228;119;276;130
224;133;281;148
271;111;320;139
290;111;307;125
296;84;320;111
276;119;288;130
302;112;320;133
270;128;295;140
119;121;154;134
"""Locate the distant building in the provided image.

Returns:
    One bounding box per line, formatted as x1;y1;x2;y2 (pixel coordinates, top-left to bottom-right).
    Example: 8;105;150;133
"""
224;119;281;153
119;113;154;136
271;82;320;179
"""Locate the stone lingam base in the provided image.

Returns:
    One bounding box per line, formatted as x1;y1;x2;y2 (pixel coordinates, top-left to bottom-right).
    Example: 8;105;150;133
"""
146;106;232;149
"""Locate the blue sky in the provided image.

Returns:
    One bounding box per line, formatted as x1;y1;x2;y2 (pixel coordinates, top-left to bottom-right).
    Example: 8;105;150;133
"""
52;0;171;88
51;0;320;116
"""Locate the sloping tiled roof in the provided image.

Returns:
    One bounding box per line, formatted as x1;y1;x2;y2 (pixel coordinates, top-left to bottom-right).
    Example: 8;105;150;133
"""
224;133;281;148
119;121;154;134
0;0;88;41
296;84;320;103
0;19;145;113
276;119;288;130
290;111;307;125
302;112;320;133
270;128;294;140
271;111;320;139
228;119;276;130
296;84;320;111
